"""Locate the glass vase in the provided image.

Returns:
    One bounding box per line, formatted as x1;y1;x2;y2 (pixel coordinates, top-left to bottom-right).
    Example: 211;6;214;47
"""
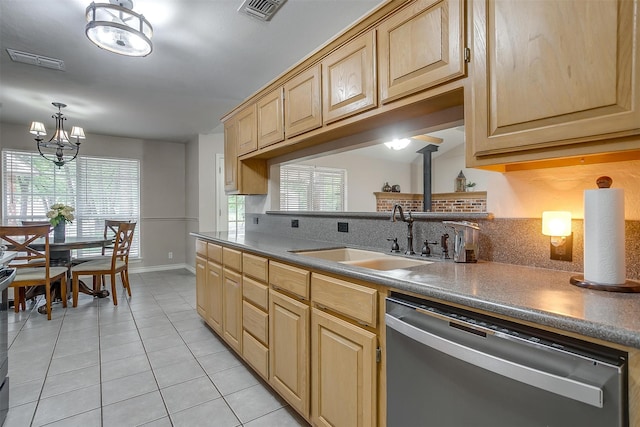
53;222;65;243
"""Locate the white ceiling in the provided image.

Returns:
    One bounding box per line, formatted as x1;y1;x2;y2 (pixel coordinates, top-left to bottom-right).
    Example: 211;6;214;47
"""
0;0;384;143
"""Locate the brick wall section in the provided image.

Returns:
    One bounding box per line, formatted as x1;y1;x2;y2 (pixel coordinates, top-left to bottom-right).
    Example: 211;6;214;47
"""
375;192;487;213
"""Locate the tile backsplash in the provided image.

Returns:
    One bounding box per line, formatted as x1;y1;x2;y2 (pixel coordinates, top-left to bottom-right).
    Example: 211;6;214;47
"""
247;213;640;280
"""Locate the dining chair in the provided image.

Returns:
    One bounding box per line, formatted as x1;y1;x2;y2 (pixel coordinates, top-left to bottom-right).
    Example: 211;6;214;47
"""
71;222;136;307
0;225;67;320
101;220;131;256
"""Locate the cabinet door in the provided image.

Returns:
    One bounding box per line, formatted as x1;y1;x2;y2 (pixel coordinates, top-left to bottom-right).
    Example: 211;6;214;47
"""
207;260;223;334
377;0;465;104
223;268;243;353
223;118;238;192
322;30;377;124
236;104;258;156
311;308;377;427
284;65;322;137
468;0;640;162
195;255;207;318
257;87;285;148
269;289;310;418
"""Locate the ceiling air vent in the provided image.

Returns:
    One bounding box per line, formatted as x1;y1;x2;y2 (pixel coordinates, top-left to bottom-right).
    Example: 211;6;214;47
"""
238;0;287;21
6;49;65;71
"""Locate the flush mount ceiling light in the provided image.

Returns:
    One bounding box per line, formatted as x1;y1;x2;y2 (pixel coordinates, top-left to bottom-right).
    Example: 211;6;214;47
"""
30;102;86;168
85;0;153;57
384;138;411;150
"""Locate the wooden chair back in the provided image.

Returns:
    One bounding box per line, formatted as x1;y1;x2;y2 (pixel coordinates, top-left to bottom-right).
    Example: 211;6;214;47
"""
0;225;52;272
110;222;136;268
103;220;131;255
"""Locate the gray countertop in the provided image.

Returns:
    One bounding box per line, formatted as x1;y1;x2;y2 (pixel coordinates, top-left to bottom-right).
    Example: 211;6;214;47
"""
192;231;640;349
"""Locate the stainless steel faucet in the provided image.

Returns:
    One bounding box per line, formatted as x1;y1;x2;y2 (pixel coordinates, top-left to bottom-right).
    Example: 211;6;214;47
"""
390;204;415;255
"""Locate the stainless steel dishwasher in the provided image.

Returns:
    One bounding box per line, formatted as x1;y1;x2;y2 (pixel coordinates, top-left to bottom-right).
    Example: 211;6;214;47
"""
385;293;628;427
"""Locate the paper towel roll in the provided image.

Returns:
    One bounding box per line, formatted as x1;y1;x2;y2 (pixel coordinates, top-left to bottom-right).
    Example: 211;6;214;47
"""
584;188;625;285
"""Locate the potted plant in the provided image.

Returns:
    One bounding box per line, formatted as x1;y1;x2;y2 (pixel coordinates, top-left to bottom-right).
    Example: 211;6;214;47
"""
47;203;74;242
466;182;476;192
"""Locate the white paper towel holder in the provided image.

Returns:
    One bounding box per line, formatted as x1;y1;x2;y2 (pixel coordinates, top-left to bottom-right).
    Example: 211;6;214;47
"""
570;176;640;292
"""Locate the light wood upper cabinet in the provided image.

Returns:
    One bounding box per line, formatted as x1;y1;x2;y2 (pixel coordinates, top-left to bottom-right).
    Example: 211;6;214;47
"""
223;119;238;193
207;260;223;334
322;30;377;124
377;0;465;104
269;289;310;418
467;0;640;166
311;308;377;427
257;88;285;148
223;268;243;353
236;104;258;156
284;65;323;138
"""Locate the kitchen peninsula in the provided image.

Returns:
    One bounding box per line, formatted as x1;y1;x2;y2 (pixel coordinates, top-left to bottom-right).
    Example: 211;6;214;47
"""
192;229;640;427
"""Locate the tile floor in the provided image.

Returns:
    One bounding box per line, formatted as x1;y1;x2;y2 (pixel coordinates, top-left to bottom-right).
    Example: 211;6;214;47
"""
5;269;309;427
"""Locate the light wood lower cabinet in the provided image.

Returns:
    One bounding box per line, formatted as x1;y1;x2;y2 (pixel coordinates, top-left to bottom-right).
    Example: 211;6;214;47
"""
195;255;207;318
269;289;310;418
206;260;223;334
311;308;377;427
222;268;243;353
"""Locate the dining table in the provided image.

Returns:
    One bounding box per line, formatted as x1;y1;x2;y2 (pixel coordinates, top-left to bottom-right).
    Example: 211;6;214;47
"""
23;235;114;313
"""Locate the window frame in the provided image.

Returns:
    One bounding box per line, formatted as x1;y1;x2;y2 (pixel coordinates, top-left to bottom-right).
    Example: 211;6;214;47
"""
2;149;141;258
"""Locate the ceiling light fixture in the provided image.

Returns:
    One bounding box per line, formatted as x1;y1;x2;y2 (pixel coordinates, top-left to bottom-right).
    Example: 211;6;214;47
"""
85;0;153;57
30;103;86;168
384;138;411;150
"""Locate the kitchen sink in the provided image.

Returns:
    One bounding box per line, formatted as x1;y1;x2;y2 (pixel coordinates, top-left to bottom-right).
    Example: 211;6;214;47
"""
292;247;393;262
342;257;432;271
291;247;432;270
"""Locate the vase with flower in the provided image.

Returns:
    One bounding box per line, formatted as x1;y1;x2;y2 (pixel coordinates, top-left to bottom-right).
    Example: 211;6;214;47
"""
47;203;75;243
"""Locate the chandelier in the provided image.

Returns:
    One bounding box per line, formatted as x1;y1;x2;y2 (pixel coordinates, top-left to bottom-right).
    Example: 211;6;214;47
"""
85;0;153;57
30;103;86;168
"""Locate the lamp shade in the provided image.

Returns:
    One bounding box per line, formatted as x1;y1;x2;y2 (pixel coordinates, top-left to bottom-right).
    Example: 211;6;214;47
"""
542;211;572;237
70;126;86;139
30;121;46;136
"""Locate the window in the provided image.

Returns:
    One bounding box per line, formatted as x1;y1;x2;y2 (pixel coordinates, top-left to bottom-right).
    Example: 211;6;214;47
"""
2;150;141;257
280;164;346;211
227;195;245;235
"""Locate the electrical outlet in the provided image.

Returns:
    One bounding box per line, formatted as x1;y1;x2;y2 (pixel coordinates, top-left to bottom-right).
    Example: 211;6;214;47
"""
253;217;259;224
291;219;299;228
338;222;349;233
168;252;173;259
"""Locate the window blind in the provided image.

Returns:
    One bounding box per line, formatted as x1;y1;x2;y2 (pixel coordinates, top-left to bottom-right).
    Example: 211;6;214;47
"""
2;150;141;257
280;164;346;211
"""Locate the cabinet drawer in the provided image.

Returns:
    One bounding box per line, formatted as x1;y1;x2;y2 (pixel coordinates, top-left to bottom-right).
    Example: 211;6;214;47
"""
269;261;310;300
243;301;268;345
223;247;242;272
208;243;222;264
243;330;269;380
243;276;269;311
311;273;377;326
243;253;268;282
196;240;207;257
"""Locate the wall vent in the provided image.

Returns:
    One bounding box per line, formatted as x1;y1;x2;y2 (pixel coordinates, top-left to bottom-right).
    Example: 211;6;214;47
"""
238;0;286;21
6;49;65;71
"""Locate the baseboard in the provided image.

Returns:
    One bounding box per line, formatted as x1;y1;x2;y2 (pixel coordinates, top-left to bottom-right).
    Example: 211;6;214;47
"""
129;263;195;274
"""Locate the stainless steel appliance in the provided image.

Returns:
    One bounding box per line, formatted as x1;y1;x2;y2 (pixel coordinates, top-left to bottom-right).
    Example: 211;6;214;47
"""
0;267;15;426
442;220;480;263
386;294;627;427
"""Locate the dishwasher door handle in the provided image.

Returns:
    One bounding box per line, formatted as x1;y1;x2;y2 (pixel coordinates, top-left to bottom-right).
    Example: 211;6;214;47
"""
385;313;604;408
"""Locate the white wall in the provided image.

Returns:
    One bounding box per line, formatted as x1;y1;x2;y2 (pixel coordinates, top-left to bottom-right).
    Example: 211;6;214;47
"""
1;122;188;269
485;160;640;220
